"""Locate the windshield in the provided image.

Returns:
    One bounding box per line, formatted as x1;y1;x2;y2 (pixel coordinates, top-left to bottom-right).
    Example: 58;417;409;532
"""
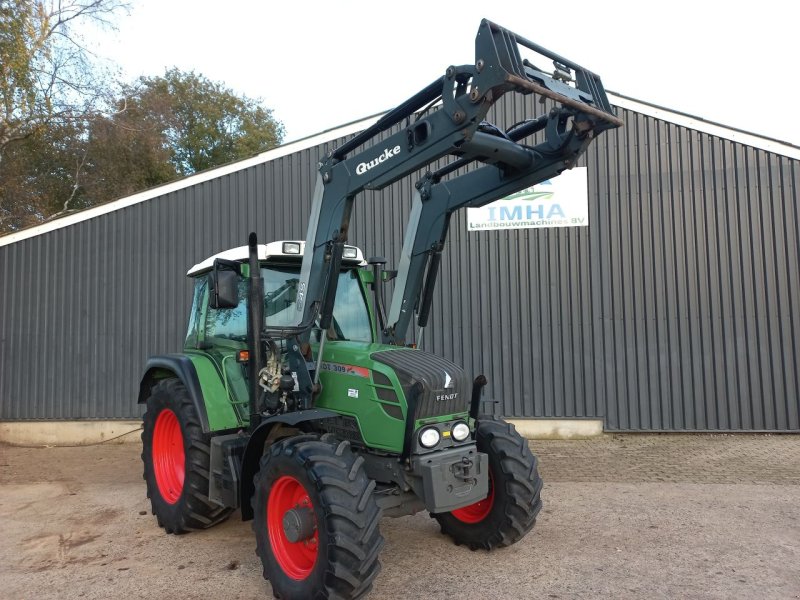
264;267;372;343
204;266;372;343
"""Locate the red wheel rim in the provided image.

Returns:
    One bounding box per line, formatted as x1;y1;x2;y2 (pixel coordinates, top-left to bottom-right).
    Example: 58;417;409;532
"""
451;470;494;523
152;409;185;504
268;475;318;580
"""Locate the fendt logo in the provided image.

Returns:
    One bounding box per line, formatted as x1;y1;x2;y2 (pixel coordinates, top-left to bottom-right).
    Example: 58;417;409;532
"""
356;145;401;175
444;372;453;389
437;371;457;401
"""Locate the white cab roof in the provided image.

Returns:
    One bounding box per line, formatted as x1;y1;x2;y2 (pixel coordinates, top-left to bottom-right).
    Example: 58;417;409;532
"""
187;240;366;276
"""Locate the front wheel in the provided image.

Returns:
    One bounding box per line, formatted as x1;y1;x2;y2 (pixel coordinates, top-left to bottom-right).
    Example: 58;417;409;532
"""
252;434;384;599
433;416;543;550
141;378;233;533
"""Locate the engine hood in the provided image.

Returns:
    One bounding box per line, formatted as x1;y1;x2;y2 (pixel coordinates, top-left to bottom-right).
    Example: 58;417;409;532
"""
370;348;470;420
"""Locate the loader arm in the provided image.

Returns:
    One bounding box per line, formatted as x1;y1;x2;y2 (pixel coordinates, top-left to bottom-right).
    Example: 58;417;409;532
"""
385;135;596;344
287;18;621;399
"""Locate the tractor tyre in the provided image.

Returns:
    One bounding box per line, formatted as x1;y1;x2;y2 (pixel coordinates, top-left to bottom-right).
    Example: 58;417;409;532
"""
141;377;233;533
432;416;543;550
252;433;384;600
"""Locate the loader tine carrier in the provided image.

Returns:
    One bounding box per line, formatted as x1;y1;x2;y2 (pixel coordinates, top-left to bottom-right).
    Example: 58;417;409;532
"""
296;18;621;355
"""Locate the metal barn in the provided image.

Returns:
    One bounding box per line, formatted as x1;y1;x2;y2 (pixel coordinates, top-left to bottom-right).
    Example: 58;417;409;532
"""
1;92;799;431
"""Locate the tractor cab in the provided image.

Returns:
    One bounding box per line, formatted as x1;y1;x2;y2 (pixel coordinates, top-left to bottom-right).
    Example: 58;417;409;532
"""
180;239;477;457
182;241;376;424
185;240;374;348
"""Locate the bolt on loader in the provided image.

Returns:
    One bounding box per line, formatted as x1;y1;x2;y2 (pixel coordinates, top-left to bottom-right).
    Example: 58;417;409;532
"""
139;19;621;599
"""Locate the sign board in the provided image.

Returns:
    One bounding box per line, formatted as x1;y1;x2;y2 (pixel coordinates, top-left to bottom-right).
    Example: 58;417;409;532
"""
467;166;588;231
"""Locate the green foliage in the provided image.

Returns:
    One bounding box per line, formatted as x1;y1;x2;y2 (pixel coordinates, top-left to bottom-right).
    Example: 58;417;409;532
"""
82;95;178;204
0;61;285;233
0;121;86;230
0;2;284;234
78;68;285;205
0;1;124;152
0;0;127;231
0;0;48;144
133;69;285;176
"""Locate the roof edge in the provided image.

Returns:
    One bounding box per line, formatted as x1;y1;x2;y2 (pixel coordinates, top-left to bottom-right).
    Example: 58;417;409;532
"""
2;93;798;248
607;91;800;159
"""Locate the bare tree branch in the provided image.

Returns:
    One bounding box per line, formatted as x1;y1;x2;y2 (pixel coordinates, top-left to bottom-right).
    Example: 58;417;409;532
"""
0;0;129;156
45;146;87;221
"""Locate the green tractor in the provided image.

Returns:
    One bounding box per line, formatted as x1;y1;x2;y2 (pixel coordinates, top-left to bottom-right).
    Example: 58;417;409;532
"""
139;20;621;600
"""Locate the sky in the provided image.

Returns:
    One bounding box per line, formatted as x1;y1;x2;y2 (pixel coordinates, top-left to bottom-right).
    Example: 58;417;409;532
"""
86;0;800;146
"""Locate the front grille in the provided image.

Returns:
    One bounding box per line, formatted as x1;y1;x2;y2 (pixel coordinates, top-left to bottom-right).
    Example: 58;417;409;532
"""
370;349;469;419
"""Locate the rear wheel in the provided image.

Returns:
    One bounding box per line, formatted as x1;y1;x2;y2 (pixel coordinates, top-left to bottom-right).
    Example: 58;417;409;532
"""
141;377;233;533
252;434;384;599
433;416;543;550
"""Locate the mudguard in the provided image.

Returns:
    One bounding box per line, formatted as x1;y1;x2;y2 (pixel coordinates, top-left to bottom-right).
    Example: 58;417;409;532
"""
239;409;339;520
139;353;246;434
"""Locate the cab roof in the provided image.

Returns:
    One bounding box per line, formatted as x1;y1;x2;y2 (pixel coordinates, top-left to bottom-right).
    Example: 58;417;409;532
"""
187;240;367;276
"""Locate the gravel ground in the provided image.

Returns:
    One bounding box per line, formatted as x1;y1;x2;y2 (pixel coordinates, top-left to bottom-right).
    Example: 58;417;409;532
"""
1;433;798;599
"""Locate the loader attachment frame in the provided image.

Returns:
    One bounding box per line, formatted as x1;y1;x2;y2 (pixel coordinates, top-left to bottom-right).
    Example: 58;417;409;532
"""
281;18;620;402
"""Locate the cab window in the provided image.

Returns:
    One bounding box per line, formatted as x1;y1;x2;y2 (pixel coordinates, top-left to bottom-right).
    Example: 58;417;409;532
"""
201;266;373;344
185;277;206;348
205;277;248;342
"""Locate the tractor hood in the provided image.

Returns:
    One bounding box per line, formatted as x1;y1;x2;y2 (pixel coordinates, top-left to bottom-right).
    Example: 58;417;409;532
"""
369;349;470;420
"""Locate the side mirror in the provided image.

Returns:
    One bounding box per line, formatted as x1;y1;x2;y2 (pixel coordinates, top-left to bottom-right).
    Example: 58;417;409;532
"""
209;259;240;309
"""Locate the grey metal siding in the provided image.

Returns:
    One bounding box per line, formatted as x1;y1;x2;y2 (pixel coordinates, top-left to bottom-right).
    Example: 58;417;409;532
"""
1;96;798;430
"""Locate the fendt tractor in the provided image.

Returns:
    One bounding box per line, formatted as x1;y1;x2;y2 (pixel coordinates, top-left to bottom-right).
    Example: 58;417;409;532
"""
138;20;621;599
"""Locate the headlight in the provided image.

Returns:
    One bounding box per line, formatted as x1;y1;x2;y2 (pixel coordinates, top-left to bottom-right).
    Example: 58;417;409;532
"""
343;246;358;259
282;242;301;254
419;427;441;448
451;421;470;442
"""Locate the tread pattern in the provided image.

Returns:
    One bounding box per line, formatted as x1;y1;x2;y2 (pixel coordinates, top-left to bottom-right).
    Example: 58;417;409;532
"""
252;433;384;600
141;378;233;534
434;416;543;550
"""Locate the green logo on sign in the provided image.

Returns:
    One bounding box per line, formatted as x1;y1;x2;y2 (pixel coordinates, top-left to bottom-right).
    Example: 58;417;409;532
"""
503;185;554;203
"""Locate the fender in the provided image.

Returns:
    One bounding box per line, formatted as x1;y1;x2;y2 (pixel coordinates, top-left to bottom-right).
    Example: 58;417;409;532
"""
239;408;339;520
139;353;243;433
139;354;211;431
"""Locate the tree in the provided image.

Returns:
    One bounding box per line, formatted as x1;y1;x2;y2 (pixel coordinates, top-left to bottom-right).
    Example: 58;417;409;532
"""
0;121;85;230
81;94;176;204
0;0;127;159
80;68;285;205
132;68;285;176
0;0;127;231
1;7;284;235
0;63;285;233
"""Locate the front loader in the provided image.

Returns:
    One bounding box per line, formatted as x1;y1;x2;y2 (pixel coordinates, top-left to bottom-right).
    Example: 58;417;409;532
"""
138;19;621;600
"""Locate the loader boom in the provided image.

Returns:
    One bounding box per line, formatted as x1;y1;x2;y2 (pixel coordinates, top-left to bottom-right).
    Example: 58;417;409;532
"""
287;18;621;397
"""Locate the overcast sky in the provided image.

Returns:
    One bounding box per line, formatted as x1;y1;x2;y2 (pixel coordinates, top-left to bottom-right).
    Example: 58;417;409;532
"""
88;0;799;146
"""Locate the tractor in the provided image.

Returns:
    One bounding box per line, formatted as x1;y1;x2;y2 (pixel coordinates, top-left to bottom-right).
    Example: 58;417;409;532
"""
139;19;621;599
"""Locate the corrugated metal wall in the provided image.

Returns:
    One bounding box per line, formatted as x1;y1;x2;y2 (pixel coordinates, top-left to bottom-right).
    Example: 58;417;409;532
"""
1;95;799;430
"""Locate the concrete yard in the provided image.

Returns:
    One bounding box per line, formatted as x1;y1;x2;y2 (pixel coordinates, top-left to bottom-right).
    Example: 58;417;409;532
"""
1;433;798;599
